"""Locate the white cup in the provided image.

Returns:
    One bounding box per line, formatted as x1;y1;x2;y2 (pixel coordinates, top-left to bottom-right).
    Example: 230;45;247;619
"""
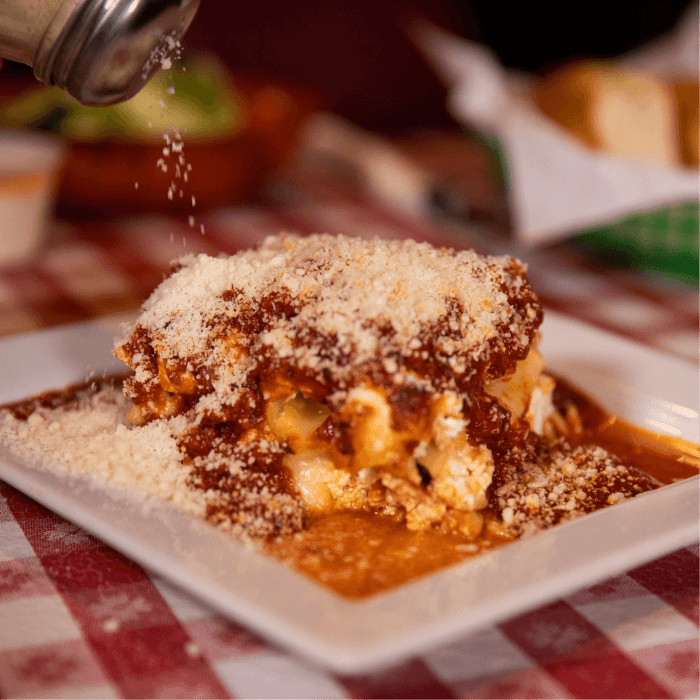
0;129;65;264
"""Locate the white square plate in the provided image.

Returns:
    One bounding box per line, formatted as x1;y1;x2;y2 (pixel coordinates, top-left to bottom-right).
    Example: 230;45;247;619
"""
0;311;697;674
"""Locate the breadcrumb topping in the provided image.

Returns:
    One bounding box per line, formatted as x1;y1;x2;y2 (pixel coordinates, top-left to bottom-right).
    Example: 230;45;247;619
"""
0;386;208;518
496;444;658;536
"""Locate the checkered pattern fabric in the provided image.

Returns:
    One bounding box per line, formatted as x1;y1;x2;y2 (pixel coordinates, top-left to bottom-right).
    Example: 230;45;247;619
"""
0;181;697;698
1;483;697;699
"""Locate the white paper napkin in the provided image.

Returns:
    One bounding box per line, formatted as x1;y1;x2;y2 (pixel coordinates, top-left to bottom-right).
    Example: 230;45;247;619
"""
413;10;699;245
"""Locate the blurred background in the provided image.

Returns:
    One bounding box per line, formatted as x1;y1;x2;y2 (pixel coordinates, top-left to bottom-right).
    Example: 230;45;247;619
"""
182;0;694;130
0;0;696;352
3;0;692;130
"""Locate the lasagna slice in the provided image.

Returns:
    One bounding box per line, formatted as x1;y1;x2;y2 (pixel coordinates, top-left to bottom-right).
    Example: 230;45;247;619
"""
114;233;556;540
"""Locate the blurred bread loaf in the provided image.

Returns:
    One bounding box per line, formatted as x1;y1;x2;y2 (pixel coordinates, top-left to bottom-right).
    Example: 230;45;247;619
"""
672;80;699;166
534;60;698;168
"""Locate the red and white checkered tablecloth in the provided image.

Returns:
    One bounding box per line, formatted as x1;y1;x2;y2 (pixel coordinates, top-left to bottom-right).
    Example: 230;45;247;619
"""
0;184;697;699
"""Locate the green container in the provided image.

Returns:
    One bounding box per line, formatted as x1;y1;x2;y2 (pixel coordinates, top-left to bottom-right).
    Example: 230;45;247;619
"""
576;202;699;286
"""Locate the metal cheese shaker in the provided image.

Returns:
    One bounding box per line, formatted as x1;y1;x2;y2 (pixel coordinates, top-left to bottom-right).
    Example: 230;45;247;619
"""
0;0;200;106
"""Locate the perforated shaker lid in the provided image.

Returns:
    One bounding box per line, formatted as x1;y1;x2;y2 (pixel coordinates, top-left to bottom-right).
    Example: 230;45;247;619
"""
36;0;200;106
